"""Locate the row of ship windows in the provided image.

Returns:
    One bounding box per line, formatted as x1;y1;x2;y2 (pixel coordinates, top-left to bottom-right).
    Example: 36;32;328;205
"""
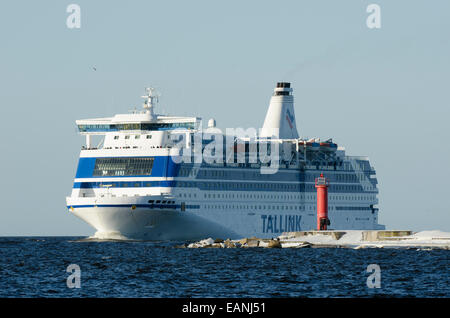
200;204;371;212
178;168;370;182
113;135;153;140
176;192;375;202
93;157;154;177
330;195;375;201
177;181;366;192
203;204;306;211
78;123;194;132
148;200;175;204
303;173;368;182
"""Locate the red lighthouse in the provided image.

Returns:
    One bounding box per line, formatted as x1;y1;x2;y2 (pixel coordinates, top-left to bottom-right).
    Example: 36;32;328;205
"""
315;173;331;230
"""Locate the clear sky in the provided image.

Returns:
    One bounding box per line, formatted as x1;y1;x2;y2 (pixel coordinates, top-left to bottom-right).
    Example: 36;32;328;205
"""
0;0;449;235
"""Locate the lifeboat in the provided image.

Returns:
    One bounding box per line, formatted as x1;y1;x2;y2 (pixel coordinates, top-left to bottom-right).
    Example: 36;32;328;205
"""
306;141;320;151
298;139;320;151
319;140;338;151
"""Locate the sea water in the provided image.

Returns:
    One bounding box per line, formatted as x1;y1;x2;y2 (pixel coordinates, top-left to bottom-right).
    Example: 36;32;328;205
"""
0;237;448;297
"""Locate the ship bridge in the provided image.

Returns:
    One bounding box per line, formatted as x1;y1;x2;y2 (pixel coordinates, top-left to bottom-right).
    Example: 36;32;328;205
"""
76;115;199;134
75;88;201;149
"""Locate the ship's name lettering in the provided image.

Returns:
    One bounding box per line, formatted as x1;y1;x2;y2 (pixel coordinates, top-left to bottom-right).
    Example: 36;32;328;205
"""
261;215;301;233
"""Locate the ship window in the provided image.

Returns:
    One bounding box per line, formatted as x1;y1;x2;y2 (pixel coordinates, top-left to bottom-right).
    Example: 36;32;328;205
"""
135;135;140;139
114;136;119;140
125;135;130;139
146;135;152;139
93;157;154;176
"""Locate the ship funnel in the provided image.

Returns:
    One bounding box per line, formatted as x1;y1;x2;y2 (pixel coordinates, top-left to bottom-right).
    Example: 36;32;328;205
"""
260;82;299;139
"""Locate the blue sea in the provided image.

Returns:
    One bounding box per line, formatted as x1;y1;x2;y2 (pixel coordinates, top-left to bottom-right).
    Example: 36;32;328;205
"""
0;237;448;298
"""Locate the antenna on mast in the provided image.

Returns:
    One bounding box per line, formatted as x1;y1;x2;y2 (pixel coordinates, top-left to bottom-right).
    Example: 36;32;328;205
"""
141;87;160;119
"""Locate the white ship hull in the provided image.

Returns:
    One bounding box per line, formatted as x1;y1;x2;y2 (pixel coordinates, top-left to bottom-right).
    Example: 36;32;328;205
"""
67;194;383;240
66;197;239;240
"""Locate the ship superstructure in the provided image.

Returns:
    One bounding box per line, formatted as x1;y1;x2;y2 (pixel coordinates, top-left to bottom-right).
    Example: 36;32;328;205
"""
66;83;384;240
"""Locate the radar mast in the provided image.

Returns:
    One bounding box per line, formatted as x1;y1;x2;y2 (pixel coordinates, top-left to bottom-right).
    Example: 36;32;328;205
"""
141;87;159;120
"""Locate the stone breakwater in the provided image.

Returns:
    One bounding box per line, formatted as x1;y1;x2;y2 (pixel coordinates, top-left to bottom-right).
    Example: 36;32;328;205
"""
176;237;295;249
176;230;450;250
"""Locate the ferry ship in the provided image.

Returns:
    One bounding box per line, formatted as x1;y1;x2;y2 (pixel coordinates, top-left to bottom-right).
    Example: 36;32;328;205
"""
66;82;384;240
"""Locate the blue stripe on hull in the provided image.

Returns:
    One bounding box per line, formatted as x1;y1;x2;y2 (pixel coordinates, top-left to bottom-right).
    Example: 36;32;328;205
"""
75;156;179;178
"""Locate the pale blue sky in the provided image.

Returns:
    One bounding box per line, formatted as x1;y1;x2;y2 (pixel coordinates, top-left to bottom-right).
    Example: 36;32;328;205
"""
0;0;449;235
